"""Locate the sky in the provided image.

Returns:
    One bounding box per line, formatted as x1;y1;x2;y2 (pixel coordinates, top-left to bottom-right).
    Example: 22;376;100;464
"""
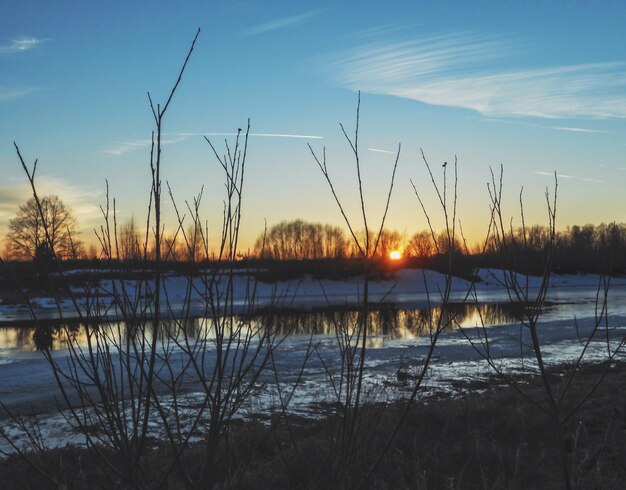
1;1;626;253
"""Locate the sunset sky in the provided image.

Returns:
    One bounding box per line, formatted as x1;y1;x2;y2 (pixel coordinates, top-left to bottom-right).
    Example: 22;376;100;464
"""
1;1;625;253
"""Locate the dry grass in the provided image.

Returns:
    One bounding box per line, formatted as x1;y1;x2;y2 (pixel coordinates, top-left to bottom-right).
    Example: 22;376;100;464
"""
2;361;624;489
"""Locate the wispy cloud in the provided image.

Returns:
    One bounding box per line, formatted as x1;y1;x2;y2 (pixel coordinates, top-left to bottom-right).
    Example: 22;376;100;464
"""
0;37;45;54
105;136;189;156
0;86;35;101
550;126;607;134
105;140;150;156
0;186;29;220
368;148;396;154
534;171;603;184
106;132;323;155
325;32;626;119
198;132;323;139
480;116;608;134
0;178;101;225
242;10;321;36
37;178;102;221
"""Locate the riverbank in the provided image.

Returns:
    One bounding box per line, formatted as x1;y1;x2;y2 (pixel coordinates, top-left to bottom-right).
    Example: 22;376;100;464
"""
2;266;626;323
1;361;624;488
1;266;625;487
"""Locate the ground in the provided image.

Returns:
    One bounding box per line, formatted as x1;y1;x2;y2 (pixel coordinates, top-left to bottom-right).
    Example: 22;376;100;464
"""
1;266;626;488
0;362;625;489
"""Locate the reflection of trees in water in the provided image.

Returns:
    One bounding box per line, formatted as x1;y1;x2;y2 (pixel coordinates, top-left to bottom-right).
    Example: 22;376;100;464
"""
252;303;522;341
0;326;34;351
100;317;262;347
3;303;522;352
33;324;54;350
30;318;258;352
399;303;522;337
29;320;187;351
31;322;81;350
265;308;414;339
464;303;524;328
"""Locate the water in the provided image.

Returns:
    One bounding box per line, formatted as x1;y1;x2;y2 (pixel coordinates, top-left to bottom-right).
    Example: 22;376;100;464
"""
0;302;523;358
1;285;626;456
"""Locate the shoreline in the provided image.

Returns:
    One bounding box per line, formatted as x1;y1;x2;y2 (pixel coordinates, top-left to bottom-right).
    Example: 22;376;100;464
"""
2;360;625;488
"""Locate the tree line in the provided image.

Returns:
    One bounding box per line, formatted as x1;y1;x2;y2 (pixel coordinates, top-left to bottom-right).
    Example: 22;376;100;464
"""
3;196;626;269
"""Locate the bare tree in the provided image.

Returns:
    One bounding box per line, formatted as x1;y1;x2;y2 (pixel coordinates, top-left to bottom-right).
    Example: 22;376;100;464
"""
254;219;348;259
0;28;296;489
117;216;141;261
406;230;436;258
5;195;81;260
308;92;402;487
457;167;626;489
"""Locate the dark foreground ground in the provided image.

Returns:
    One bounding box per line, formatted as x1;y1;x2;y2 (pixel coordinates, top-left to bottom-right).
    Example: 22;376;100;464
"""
1;362;625;489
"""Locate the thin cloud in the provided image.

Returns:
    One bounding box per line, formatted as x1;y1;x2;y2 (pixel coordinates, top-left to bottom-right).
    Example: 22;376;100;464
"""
242;10;321;36
325;32;626;119
368;148;396;154
37;178;102;221
551;126;607;134
105;140;148;156
0;86;35;101
534;171;603;184
196;132;323;139
0;37;45;54
0;186;29;220
0;178;101;225
105;136;189;156
478;116;607;134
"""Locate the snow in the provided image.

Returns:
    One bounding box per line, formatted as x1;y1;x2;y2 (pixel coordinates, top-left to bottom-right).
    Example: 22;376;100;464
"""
1;267;625;457
4;268;625;323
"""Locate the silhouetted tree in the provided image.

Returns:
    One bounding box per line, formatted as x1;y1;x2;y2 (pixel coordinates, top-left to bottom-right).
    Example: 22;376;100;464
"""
5;195;81;260
345;228;405;258
255;220;348;259
118;216;141;260
375;229;404;258
406;230;436;258
569;224;595;251
163;233;182;261
87;243;99;260
322;223;349;258
522;224;550;251
185;221;206;261
436;230;462;255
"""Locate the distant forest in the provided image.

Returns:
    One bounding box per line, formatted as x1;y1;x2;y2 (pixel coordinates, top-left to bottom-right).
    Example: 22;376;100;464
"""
3;219;626;279
236;219;626;275
226;219;626;265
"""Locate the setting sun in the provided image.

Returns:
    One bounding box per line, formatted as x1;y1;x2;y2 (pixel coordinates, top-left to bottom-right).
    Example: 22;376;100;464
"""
389;250;402;260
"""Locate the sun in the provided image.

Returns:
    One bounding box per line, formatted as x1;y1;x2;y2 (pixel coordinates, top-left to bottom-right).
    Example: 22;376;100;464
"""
389;250;402;261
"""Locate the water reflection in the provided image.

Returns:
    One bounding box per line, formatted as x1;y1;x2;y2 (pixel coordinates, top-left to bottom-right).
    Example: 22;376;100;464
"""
262;302;523;344
0;302;522;354
0;320;81;352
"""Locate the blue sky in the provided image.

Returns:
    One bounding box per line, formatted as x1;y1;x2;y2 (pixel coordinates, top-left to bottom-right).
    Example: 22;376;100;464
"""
1;1;625;252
